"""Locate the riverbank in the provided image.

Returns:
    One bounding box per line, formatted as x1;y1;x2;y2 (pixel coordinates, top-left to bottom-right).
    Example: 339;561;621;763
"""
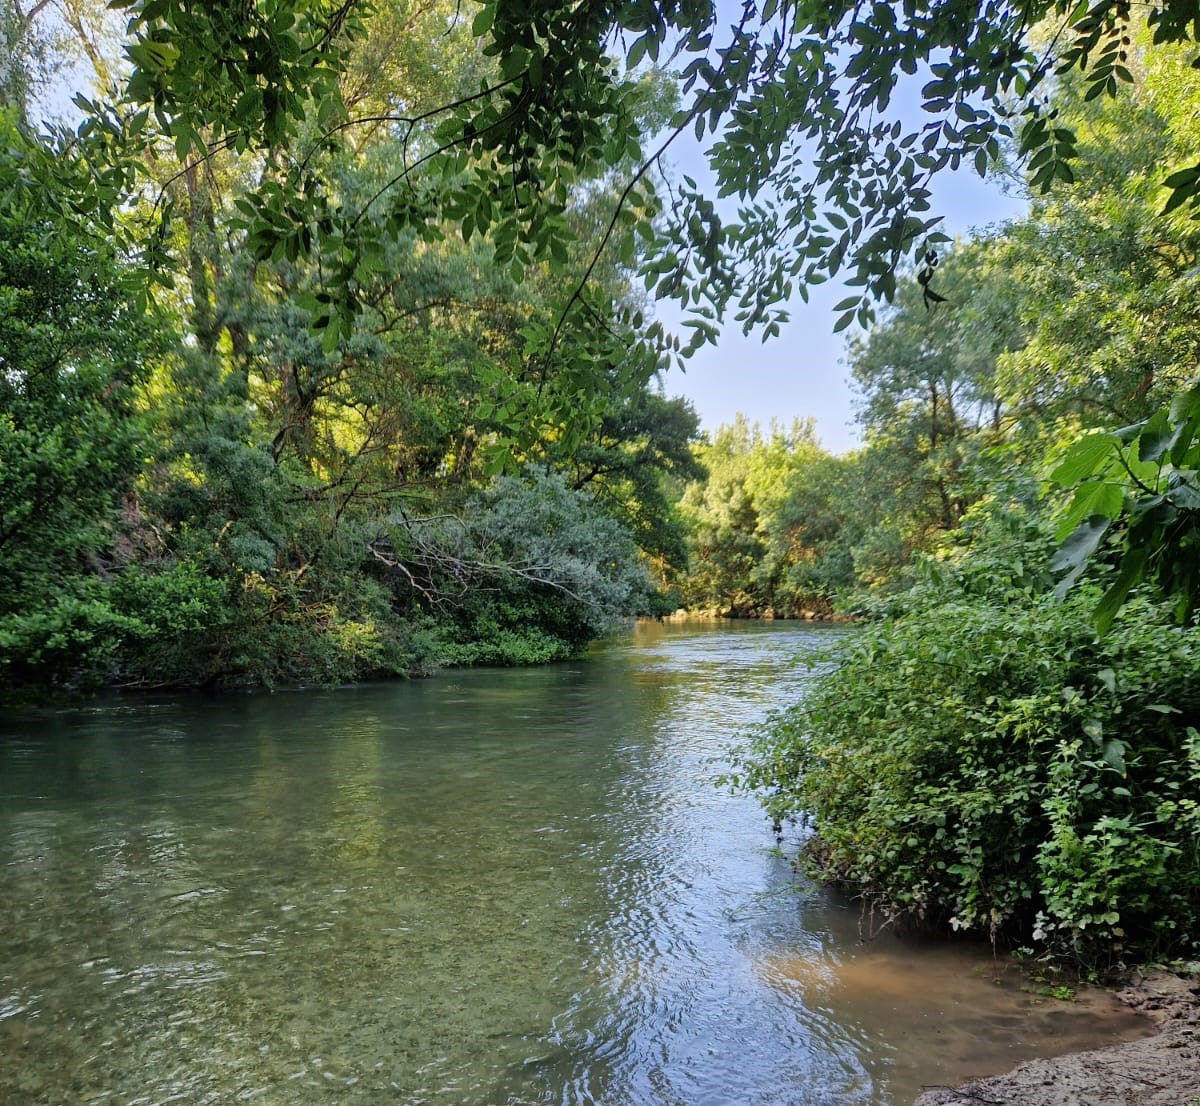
913;969;1200;1106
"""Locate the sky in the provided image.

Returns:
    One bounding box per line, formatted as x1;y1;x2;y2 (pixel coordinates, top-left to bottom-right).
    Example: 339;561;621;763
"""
653;118;1029;455
34;4;1027;457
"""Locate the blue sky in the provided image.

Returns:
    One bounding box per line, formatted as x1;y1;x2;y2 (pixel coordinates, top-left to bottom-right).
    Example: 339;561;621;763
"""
655;163;1027;454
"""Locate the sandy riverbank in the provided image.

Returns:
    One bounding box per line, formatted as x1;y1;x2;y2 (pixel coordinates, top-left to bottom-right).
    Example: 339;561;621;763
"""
912;970;1200;1106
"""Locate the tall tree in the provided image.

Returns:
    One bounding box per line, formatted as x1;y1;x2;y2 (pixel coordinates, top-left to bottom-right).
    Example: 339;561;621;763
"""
13;0;1200;381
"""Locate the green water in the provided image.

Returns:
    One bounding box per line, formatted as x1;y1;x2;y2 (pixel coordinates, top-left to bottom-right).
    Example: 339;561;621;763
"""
0;621;1150;1106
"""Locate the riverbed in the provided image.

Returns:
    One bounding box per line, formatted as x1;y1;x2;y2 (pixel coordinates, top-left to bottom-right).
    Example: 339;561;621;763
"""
0;620;1151;1105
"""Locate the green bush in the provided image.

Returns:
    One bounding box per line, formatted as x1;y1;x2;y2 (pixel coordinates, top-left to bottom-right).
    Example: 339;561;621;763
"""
738;572;1200;969
435;615;573;667
0;581;147;688
388;469;656;667
164;565;441;689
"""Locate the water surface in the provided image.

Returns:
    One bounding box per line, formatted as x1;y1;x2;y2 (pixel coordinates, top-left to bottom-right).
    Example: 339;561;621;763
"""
0;620;1150;1105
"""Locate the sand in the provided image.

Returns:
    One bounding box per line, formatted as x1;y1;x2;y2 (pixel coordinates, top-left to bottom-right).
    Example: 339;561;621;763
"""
912;970;1200;1106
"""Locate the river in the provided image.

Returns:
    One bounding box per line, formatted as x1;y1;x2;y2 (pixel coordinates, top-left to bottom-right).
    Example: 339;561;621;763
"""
0;620;1150;1105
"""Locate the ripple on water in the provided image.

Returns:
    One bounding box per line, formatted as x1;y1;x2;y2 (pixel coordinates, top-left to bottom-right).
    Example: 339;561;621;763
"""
0;621;1155;1106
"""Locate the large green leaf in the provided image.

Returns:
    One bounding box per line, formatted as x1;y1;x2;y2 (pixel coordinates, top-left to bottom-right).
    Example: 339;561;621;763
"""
1051;516;1112;599
1050;433;1119;486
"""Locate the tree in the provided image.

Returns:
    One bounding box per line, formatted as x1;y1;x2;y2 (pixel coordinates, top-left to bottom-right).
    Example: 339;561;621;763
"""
679;417;773;615
0;122;162;685
985;42;1200;430
552;387;703;573
1;0;123;118
0;6;707;692
678;417;843;615
849;247;1006;532
383;469;656;665
13;0;1200;372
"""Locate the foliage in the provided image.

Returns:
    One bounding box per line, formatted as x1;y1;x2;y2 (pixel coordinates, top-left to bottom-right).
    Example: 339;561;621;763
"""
0;168;677;696
678;416;856;616
6;0;1200;679
673;38;1200;617
386;469;654;665
1051;380;1200;632
552;387;703;575
8;0;1199;376
185;0;1200;336
1;0;1198;985
736;512;1200;968
704;41;1200;973
0;127;159;688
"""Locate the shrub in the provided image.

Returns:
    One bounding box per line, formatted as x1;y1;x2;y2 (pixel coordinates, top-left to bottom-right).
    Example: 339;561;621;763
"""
738;576;1200;969
384;469;656;666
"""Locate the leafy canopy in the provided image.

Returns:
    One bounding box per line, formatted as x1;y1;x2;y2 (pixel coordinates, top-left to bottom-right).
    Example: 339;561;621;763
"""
14;0;1200;354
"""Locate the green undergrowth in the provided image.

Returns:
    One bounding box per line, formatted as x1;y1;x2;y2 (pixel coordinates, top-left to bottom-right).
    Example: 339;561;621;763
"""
735;528;1200;971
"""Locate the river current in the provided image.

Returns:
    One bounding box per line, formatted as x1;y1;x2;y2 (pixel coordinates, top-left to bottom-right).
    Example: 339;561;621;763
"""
0;620;1150;1105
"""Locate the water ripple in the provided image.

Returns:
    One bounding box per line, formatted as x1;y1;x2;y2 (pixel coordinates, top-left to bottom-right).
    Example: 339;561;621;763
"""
0;621;1150;1106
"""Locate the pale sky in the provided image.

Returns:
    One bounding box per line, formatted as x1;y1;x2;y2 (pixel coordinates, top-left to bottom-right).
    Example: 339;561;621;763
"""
645;20;1033;457
655;165;1027;455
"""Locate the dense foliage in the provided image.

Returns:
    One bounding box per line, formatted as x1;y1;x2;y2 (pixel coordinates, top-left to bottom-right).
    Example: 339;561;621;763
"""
736;508;1200;967
0;4;701;694
6;0;1200;373
677;29;1200;621
677;417;856;616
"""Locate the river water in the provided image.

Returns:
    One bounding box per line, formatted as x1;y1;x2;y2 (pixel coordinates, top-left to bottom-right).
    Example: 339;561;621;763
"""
0;620;1150;1106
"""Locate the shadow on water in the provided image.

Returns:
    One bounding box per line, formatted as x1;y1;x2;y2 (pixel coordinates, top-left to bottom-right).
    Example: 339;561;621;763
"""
0;620;1152;1106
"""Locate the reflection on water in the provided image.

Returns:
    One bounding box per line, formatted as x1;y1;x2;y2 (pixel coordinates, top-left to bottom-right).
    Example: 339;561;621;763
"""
0;620;1150;1106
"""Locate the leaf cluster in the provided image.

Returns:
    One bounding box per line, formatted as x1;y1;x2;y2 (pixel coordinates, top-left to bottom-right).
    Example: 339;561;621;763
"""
1052;381;1200;631
737;524;1200;967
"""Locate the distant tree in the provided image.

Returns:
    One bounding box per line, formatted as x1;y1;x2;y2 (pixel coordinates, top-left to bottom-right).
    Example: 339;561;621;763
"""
679;417;842;615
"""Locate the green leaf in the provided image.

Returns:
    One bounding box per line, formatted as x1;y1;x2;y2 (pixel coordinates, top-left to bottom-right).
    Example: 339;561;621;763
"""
1057;478;1125;538
1101;737;1127;774
320;318;341;355
1052;515;1111;598
1161;185;1197;216
1050;433;1119;485
1162;164;1200;189
1136;409;1172;464
627;33;649;69
1095;546;1150;634
471;4;494;37
1169;383;1200;426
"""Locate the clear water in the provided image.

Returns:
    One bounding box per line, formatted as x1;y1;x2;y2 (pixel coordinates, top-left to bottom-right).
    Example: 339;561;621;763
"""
0;620;1150;1106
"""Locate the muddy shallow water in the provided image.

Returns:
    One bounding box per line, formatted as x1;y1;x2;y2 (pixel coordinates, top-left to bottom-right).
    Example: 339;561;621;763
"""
0;621;1152;1105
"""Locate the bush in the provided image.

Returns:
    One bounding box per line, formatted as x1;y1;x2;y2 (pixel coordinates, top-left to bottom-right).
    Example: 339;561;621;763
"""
385;469;655;666
738;566;1200;969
